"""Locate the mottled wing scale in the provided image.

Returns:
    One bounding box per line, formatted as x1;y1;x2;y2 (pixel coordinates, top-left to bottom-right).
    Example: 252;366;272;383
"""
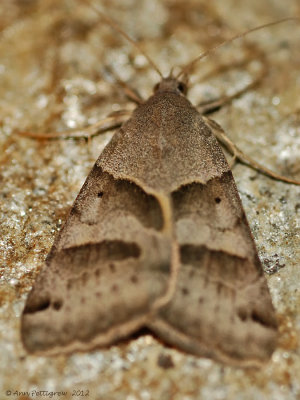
22;81;277;366
149;171;277;366
22;165;172;354
98;86;277;364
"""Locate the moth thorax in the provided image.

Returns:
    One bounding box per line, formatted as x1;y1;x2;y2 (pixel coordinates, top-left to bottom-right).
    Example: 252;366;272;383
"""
153;78;187;95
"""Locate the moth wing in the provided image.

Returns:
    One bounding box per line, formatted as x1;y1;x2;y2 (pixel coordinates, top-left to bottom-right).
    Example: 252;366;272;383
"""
22;87;278;364
149;170;278;367
22;163;171;355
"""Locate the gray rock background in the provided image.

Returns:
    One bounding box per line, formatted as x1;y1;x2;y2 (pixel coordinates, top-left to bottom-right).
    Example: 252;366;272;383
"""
0;0;299;399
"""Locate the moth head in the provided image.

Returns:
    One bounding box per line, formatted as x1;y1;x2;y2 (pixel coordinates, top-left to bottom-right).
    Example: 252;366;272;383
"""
153;78;188;95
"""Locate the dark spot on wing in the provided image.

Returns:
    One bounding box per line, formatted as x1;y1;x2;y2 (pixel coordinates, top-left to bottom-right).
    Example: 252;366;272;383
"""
52;300;63;310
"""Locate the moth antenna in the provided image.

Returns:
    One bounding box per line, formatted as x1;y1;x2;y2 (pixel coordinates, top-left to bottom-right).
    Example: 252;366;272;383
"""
177;17;300;79
82;0;163;78
168;66;175;78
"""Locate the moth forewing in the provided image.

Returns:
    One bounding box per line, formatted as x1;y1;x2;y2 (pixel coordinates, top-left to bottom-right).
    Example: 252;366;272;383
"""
22;77;278;366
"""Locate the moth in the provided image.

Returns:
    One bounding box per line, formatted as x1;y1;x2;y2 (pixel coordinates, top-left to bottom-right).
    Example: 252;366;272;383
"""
21;3;300;367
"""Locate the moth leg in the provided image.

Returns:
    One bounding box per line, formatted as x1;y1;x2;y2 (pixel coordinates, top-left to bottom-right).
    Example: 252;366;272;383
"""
103;66;144;104
17;111;131;140
228;152;238;169
112;76;144;104
204;116;300;185
198;55;268;115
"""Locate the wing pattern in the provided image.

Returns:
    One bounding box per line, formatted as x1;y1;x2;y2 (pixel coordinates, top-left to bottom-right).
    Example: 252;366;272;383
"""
22;82;277;366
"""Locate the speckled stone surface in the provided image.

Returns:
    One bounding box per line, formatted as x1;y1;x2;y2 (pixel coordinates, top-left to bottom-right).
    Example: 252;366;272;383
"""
0;0;299;399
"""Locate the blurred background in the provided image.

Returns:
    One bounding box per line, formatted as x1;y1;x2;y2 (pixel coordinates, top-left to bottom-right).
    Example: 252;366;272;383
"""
0;0;299;399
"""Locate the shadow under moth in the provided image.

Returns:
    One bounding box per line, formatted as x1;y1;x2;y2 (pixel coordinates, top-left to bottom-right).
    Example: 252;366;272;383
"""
21;4;300;367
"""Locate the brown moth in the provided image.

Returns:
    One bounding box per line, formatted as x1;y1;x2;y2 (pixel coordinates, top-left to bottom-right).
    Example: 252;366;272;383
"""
21;6;299;367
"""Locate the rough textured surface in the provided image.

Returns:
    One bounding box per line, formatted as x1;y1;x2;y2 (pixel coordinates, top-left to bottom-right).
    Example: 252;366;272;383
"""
0;0;299;398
